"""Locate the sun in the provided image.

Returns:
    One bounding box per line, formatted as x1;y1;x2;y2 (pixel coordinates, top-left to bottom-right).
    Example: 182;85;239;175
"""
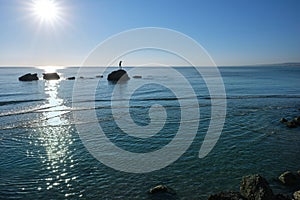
32;0;60;22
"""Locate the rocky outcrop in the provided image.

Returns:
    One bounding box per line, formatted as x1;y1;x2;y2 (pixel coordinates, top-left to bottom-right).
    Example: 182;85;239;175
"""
43;73;60;80
278;171;298;185
66;76;75;80
240;174;274;200
107;69;130;82
18;73;39;81
208;191;246;200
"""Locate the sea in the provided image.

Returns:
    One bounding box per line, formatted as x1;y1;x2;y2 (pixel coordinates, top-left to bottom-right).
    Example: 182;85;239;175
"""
0;66;300;199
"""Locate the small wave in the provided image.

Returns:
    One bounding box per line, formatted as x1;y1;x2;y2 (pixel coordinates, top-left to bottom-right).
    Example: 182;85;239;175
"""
0;99;44;106
203;94;300;100
0;92;40;98
0;104;57;117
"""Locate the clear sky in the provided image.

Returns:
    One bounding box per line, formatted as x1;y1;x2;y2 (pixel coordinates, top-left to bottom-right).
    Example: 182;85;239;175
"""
0;0;299;66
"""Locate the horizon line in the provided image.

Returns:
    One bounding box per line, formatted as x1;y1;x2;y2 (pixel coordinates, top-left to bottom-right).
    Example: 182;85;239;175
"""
0;62;300;68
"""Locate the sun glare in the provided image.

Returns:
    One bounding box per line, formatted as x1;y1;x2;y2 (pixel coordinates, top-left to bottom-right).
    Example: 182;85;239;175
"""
32;0;60;22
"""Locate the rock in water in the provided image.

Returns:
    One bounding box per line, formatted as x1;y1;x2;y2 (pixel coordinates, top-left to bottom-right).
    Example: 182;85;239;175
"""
294;116;300;126
107;69;130;82
278;171;298;185
286;121;297;128
280;118;288;123
66;77;75;80
18;73;39;81
43;73;60;80
240;174;274;200
208;191;246;200
148;185;175;194
148;185;177;200
294;190;300;200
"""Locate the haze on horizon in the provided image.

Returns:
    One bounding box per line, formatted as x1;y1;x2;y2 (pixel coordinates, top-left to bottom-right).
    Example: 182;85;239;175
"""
0;0;299;67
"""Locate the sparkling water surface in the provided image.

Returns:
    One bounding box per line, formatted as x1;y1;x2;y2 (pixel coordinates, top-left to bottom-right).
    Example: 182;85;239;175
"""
0;66;300;199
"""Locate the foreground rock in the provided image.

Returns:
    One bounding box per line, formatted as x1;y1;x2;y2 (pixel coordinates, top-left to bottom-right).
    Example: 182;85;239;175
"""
43;73;60;80
18;73;38;81
240;174;274;200
148;185;177;200
278;171;298;185
208;174;293;200
107;69;130;82
208;191;246;200
294;190;300;200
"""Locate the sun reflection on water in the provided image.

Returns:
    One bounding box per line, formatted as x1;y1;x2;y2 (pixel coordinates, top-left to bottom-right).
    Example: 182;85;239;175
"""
29;76;81;197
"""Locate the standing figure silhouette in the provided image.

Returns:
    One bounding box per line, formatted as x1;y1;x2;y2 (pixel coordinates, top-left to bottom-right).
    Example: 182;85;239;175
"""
119;61;123;69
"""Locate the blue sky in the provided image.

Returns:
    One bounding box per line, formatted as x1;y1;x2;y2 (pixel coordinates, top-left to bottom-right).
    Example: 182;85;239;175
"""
0;0;299;66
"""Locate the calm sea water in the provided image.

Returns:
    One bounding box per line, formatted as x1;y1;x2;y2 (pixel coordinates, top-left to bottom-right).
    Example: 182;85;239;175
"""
0;66;300;199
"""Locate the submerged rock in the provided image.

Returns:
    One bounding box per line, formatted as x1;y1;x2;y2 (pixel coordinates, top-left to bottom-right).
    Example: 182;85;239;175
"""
148;185;175;194
18;73;39;81
275;194;292;200
43;73;60;80
240;174;274;200
133;75;142;79
148;185;177;200
208;191;246;200
107;69;130;82
278;171;298;185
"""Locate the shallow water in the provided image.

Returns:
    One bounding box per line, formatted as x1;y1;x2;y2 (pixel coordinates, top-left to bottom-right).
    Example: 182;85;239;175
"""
0;66;300;199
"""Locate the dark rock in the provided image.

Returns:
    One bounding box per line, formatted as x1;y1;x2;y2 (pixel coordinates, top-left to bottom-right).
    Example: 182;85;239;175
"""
208;191;246;200
133;75;142;79
107;69;130;82
280;118;288;123
240;174;274;200
96;75;103;78
278;171;298;185
294;190;300;200
43;73;60;80
274;194;292;200
18;73;39;81
66;77;75;80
